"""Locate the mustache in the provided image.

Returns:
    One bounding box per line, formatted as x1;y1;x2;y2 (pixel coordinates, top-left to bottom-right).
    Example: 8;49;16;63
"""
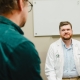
64;33;69;35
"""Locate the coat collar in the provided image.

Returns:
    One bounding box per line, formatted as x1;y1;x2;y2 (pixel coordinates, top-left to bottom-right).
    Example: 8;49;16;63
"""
56;38;78;47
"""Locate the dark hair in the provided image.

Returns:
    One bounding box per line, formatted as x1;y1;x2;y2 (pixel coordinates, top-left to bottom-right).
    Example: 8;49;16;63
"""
59;21;72;30
0;0;28;14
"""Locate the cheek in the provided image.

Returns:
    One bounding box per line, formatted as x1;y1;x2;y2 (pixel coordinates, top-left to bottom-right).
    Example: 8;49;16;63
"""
23;11;28;21
24;7;28;16
60;32;64;35
69;31;72;35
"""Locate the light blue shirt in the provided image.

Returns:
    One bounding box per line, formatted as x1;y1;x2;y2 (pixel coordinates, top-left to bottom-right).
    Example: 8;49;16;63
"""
62;41;79;78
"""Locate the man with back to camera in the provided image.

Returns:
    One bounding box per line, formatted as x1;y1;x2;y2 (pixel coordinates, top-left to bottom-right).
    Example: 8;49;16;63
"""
45;21;80;80
0;0;43;80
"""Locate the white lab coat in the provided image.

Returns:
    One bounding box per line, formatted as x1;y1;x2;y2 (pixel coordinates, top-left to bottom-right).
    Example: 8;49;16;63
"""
45;38;80;80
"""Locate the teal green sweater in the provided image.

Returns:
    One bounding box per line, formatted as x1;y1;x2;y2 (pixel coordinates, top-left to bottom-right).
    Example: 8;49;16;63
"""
0;16;42;80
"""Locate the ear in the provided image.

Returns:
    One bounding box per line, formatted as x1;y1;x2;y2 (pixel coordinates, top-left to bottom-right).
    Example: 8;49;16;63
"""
59;29;61;33
17;0;24;11
72;29;73;34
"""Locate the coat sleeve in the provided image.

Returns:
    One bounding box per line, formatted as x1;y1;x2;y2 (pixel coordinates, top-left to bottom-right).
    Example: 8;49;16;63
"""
45;44;57;80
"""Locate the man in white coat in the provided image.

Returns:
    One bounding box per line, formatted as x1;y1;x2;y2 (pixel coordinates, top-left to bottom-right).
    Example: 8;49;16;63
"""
45;21;80;80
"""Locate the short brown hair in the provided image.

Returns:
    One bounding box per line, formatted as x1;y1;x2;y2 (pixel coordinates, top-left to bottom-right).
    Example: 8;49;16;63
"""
59;21;72;30
0;0;28;14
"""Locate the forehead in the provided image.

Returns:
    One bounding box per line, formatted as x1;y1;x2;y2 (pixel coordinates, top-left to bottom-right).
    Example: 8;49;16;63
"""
60;24;71;29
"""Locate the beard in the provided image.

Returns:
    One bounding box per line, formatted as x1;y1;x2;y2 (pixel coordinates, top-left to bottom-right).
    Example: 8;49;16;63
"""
21;23;25;27
20;16;27;27
61;34;72;40
20;21;26;27
62;36;71;40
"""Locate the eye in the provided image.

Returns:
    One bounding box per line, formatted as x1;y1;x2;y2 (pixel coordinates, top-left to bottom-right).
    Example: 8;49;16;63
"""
61;29;65;31
67;29;70;31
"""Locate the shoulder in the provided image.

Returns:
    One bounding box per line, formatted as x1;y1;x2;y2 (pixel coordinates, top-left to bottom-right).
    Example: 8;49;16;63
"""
14;40;40;63
50;38;61;48
0;25;29;47
72;39;80;44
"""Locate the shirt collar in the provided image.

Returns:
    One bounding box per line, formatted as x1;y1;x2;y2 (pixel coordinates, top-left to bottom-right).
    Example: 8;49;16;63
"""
61;39;73;49
0;16;24;35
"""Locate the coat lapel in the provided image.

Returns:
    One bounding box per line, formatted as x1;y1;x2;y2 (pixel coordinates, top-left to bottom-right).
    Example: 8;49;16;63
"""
56;38;64;66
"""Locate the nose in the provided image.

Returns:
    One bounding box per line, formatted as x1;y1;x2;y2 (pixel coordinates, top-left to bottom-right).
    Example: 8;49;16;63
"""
65;30;68;33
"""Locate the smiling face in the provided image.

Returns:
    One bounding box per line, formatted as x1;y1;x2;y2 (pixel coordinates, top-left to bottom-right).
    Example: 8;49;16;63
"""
59;24;73;40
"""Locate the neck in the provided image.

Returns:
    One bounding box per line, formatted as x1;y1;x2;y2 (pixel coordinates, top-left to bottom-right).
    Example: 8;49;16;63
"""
62;38;72;48
1;10;21;27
